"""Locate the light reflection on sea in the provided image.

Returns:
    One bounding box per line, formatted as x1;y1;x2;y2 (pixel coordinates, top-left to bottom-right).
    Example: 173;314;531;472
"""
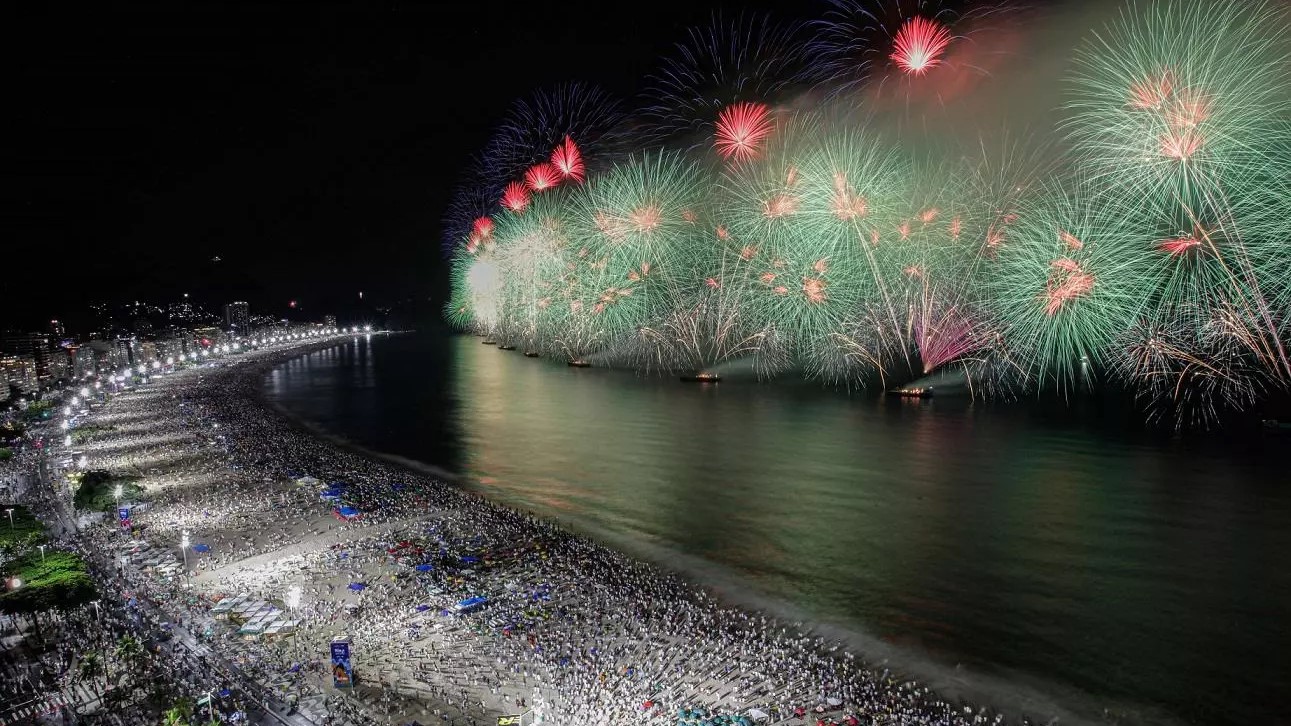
264;333;1291;726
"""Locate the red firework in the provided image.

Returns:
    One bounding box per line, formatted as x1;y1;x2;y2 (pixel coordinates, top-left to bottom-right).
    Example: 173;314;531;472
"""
1157;225;1208;256
550;136;585;184
1043;258;1094;316
525;162;561;192
1128;69;1175;110
763;193;799;219
891;17;952;76
628;205;662;233
471;216;494;242
802;277;827;304
714;102;774;162
1058;229;1084;251
1160;129;1202;160
502;181;530;213
830;173;868;221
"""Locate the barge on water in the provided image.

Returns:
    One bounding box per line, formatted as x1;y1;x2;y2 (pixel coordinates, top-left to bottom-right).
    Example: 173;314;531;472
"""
887;386;933;398
680;372;721;383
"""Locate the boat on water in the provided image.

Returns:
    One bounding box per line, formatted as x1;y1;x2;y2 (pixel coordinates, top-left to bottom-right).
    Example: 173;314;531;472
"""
680;372;721;383
567;360;591;368
887;386;932;398
497;344;516;351
523;351;540;358
481;340;496;346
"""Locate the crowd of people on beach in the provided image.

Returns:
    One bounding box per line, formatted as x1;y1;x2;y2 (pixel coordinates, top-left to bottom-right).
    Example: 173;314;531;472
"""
8;340;1033;726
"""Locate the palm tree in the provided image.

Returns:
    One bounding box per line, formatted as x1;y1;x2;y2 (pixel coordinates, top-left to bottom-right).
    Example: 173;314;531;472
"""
78;651;104;698
162;696;193;726
115;634;144;676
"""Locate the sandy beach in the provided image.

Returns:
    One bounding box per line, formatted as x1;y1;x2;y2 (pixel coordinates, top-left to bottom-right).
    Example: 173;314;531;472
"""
67;337;1034;726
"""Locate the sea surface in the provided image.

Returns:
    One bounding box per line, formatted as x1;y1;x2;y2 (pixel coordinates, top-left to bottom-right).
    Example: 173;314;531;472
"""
263;332;1291;726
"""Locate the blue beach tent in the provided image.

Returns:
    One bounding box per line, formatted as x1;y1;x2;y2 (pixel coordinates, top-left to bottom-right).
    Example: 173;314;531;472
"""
454;596;487;613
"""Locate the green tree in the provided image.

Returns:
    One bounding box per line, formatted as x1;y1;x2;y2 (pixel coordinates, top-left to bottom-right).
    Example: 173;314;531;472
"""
0;550;97;621
116;634;146;675
162;696;194;726
79;651;105;697
0;419;25;443
0;505;47;555
72;470;145;512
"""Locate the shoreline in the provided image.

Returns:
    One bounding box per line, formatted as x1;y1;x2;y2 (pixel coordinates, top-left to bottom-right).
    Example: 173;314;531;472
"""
257;338;1175;726
68;337;1144;726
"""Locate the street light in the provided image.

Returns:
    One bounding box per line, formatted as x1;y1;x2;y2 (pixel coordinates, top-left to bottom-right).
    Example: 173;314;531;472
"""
37;544;46;562
91;600;101;619
4;508;13;532
114;484;123;505
180;530;190;585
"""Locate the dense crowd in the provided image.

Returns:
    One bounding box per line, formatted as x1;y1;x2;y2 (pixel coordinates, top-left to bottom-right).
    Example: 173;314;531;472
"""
13;340;1043;725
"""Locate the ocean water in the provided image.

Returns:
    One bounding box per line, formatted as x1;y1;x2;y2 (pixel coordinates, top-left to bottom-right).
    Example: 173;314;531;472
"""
264;333;1291;726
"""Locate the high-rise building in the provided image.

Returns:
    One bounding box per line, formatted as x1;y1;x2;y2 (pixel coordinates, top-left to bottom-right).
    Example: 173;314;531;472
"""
70;345;97;378
324;315;338;329
224;301;250;333
49;319;65;337
111;339;136;370
0;355;39;393
1;332;53;383
47;350;70;382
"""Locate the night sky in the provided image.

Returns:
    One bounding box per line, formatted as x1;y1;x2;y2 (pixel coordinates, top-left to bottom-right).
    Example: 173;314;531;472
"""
2;0;799;331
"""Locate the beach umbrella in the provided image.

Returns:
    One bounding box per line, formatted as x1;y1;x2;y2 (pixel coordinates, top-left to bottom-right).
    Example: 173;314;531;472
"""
348;582;367;591
414;564;433;572
415;604;431;612
193;544;211;553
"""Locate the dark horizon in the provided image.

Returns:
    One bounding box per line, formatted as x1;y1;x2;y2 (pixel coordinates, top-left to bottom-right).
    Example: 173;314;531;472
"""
0;0;813;332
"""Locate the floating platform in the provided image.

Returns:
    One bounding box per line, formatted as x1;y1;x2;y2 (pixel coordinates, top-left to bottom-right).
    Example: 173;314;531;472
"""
523;351;540;358
888;386;933;398
680;372;721;383
498;344;516;351
567;360;591;368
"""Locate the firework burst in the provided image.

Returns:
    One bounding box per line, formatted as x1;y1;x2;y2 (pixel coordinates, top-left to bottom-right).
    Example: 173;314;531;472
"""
1067;0;1291;203
641;12;823;147
891;16;952;75
714;102;775;163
